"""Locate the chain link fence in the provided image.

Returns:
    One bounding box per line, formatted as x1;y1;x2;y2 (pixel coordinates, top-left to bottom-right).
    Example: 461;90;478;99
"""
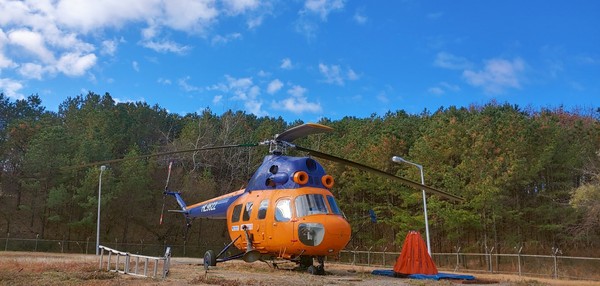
2;236;600;281
337;248;600;281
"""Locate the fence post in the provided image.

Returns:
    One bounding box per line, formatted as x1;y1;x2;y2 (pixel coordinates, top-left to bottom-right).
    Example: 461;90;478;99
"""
383;247;388;266
552;247;561;279
454;246;461;272
99;246;104;269
489;247;495;273
517;246;523;276
367;246;373;266
35;234;39;252
352;246;358;265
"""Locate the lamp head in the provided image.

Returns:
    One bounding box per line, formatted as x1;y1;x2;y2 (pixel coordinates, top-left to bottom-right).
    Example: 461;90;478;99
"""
391;156;405;163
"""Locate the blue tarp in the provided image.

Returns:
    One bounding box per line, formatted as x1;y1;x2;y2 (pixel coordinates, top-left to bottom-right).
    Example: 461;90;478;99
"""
371;270;475;281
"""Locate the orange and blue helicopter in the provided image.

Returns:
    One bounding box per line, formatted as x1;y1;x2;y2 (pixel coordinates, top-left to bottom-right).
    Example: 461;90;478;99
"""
81;123;462;275
160;123;462;274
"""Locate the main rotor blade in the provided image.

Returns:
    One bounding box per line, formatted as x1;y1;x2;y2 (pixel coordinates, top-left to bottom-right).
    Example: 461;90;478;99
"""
63;143;259;171
275;123;333;142
295;145;464;202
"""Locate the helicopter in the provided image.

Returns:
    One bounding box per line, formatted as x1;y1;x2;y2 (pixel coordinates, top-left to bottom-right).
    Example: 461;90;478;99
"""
77;123;463;275
160;123;464;274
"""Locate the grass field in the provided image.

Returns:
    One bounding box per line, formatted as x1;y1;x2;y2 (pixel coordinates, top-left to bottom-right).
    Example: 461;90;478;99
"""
1;252;599;286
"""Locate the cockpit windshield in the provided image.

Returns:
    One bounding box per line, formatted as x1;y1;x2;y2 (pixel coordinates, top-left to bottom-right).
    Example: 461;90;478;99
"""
295;194;329;217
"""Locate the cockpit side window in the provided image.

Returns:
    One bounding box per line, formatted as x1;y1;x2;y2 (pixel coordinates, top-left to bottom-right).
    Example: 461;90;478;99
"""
231;204;243;222
275;199;292;222
257;199;269;220
243;202;253;221
326;195;342;215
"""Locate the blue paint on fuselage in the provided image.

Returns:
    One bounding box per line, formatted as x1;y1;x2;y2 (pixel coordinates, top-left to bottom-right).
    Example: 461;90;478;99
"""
245;155;328;191
170;155;330;220
186;193;244;219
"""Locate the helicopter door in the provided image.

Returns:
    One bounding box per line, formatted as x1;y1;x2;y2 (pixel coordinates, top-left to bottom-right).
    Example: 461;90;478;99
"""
254;199;269;245
271;198;296;254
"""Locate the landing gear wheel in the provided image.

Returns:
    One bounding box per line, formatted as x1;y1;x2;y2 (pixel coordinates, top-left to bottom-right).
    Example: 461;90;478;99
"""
315;256;325;275
203;250;216;270
298;256;313;270
307;265;317;275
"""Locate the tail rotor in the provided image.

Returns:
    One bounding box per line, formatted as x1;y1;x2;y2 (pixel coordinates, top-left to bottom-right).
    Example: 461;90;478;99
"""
160;162;173;225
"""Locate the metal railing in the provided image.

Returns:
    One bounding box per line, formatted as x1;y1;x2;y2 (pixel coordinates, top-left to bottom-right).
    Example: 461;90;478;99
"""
98;245;171;279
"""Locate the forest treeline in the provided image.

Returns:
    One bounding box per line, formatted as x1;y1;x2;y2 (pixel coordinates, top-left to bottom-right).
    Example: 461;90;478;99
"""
0;92;599;256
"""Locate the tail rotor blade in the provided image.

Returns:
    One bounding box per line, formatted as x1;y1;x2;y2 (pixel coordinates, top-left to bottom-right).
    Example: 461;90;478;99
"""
294;145;464;202
160;161;173;225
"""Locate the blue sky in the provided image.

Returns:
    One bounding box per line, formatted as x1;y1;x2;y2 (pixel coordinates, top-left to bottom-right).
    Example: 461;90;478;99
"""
0;0;598;122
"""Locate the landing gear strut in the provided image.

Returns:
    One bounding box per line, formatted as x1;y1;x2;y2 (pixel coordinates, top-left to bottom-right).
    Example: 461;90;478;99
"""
299;255;325;275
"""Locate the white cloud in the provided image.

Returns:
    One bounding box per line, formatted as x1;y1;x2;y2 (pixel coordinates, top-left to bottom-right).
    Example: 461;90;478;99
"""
211;33;242;46
157;78;172;85
54;0;160;33
0;78;24;100
288;85;307;97
18;63;47;80
212;95;223;104
428;87;444;95
271;85;322;114
303;0;345;21
267;79;283;94
245;100;265;116
347;69;359;80
161;0;219;32
280;58;293;69
318;63;358;85
319;63;343;85
101;40;118;56
428;82;460;95
463;58;525;94
376;92;389;103
178;76;201;92
434;52;472;70
208;75;266;116
223;0;260;15
56;52;97;77
257;70;270;77
8;29;55;63
142;40;191;54
353;11;367;24
132;61;139;72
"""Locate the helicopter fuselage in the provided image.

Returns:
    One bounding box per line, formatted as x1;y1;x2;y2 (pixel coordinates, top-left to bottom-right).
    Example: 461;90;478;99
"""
168;154;352;260
227;186;351;258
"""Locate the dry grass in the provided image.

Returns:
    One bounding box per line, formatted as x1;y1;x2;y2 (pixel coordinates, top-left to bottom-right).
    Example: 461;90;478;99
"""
0;252;117;285
1;252;599;286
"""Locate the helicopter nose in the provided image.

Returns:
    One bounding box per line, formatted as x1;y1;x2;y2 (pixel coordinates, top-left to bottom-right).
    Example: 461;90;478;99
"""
297;215;351;252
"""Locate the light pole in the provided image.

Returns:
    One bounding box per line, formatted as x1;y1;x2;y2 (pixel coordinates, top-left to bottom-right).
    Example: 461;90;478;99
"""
96;165;106;255
392;156;431;256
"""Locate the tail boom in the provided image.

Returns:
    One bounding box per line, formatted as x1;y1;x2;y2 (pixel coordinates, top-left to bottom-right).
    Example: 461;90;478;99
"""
167;189;245;219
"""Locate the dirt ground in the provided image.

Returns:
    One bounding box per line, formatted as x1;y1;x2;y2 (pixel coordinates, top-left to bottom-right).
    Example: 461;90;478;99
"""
1;251;599;286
